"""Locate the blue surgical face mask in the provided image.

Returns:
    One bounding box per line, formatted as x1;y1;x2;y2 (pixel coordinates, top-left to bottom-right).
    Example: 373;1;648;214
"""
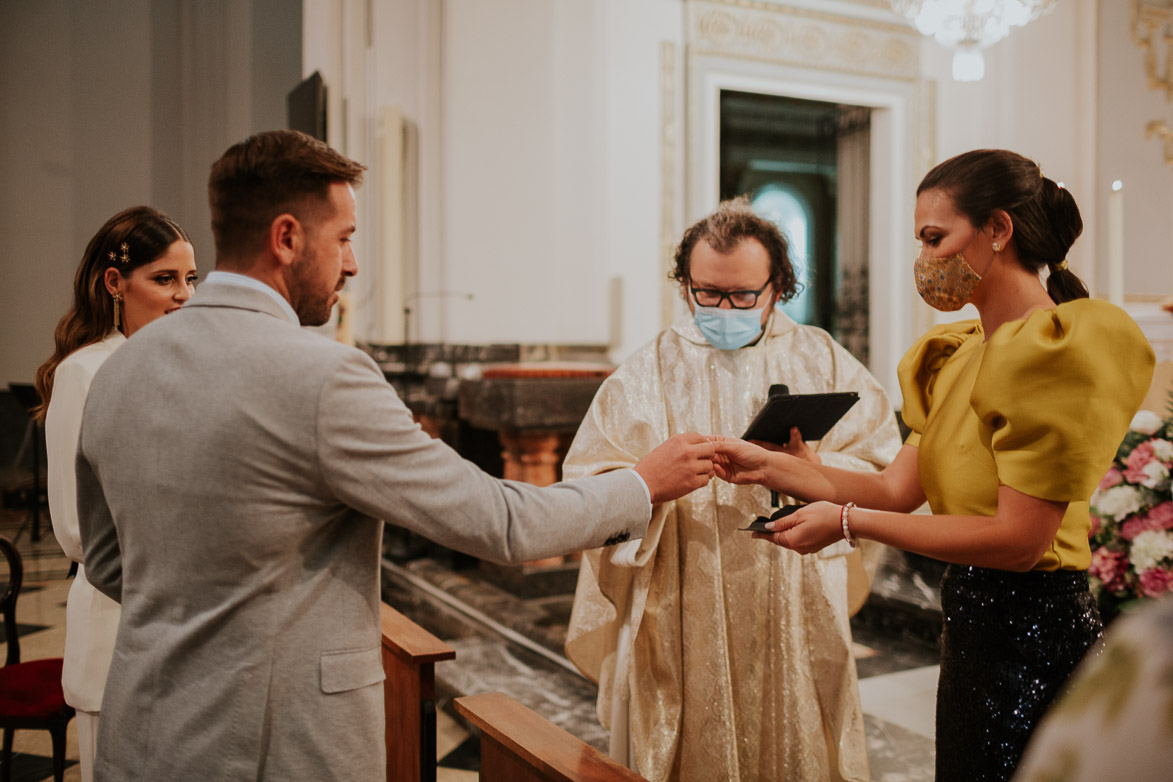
693;305;766;350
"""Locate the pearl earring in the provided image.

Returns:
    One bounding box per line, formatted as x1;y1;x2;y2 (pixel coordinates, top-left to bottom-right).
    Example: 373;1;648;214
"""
992;242;1002;252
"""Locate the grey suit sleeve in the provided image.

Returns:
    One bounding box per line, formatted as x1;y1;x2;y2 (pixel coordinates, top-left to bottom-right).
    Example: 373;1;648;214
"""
76;418;122;603
316;351;650;563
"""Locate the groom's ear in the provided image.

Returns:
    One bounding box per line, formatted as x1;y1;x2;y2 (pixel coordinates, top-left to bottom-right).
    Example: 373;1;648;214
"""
269;214;303;269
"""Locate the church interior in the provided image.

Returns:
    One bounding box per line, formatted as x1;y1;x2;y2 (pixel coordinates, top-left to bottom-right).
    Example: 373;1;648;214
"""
2;1;1173;780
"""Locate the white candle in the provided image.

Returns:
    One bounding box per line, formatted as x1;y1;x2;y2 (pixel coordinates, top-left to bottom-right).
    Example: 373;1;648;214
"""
1108;180;1124;307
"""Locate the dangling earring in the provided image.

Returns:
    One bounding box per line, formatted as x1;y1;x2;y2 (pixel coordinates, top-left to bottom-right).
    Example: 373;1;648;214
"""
991;242;1002;252
112;292;123;330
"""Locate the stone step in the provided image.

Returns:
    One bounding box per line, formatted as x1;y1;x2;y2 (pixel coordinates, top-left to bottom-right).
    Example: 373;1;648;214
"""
380;557;606;750
854;545;944;650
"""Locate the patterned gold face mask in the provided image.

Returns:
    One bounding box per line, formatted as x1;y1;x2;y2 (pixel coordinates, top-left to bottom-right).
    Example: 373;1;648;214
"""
914;249;983;312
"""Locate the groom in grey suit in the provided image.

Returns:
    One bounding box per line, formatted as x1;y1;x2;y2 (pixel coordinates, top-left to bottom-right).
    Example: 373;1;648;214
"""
77;130;715;780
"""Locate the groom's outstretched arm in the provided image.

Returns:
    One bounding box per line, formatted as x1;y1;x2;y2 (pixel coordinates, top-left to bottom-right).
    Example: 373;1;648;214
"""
316;350;714;563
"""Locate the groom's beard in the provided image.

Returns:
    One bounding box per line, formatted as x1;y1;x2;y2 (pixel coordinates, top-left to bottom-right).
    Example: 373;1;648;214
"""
289;248;338;327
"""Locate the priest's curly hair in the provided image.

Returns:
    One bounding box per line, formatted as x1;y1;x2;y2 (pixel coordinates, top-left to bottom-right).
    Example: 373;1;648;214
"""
670;197;800;304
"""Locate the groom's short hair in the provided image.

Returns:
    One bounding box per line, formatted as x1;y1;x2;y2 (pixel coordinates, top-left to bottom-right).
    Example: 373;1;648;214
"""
208;130;366;266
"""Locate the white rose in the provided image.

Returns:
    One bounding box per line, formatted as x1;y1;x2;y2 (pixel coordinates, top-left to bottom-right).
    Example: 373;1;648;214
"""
1131;410;1164;436
1141;460;1171;491
1151;438;1173;463
1094;484;1145;521
1130;530;1173;572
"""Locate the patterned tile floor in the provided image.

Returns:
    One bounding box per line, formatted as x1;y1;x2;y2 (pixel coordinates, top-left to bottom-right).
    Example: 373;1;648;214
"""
1;507;939;781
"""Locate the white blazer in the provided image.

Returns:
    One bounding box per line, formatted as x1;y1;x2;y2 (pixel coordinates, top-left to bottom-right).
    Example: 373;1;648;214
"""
45;332;125;711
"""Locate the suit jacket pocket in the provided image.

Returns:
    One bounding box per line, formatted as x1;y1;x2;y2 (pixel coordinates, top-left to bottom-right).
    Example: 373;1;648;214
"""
320;646;385;694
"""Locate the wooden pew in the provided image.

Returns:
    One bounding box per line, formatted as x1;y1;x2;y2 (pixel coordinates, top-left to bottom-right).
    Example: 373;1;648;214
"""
455;691;647;781
380;602;456;782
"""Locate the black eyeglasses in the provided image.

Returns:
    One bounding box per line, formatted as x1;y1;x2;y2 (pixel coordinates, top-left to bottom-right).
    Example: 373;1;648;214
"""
689;280;772;309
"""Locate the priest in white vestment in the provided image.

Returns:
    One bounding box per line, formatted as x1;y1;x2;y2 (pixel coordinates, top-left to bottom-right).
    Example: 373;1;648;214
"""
564;199;901;781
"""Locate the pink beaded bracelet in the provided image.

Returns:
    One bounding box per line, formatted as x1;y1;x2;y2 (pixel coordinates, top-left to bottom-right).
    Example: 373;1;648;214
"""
840;502;857;548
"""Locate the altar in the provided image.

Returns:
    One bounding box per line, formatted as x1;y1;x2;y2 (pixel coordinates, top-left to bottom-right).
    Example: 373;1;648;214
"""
364;341;614;591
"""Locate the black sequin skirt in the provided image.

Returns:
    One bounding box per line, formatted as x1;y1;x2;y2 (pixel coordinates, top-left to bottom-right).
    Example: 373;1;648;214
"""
935;564;1101;782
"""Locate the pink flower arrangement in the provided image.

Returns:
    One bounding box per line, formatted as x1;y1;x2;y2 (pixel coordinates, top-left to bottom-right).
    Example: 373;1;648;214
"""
1123;441;1157;484
1089;409;1173;622
1138;568;1173;598
1088;547;1128;592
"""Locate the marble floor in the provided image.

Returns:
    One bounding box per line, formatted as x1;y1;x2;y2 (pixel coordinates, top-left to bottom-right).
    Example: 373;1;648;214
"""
1;508;941;781
427;639;939;781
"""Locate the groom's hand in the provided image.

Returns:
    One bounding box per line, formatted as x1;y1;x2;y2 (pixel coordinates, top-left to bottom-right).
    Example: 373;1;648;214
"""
633;433;715;505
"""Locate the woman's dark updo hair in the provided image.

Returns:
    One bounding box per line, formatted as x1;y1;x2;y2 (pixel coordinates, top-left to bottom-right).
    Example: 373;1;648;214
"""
917;149;1089;304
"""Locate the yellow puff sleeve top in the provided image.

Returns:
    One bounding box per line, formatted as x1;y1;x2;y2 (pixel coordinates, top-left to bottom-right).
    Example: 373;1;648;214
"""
897;299;1155;571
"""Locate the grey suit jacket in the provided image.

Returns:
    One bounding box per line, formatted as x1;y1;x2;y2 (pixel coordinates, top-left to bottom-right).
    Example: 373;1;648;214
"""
77;282;648;781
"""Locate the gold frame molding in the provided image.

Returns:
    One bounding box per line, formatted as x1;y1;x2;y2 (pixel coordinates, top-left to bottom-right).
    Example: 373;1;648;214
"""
1145;119;1173;163
1133;0;1173;100
699;0;913;36
688;1;920;82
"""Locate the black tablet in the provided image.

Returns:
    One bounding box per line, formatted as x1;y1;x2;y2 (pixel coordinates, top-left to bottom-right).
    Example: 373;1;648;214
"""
741;389;859;445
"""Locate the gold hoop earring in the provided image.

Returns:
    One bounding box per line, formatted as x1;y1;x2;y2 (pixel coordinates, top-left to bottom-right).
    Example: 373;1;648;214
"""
112;292;123;330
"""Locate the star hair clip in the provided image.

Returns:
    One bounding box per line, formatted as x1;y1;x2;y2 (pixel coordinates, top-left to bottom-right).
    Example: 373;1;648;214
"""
108;242;131;266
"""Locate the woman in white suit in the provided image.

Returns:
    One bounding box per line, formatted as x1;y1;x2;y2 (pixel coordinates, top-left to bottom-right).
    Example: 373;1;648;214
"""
34;206;196;781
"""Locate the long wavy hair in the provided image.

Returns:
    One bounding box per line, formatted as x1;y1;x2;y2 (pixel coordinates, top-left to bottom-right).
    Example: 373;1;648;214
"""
33;206;189;420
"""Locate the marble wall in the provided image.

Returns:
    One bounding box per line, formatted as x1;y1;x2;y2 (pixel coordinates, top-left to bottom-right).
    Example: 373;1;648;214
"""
3;0;1172;391
0;0;301;385
304;0;1173;396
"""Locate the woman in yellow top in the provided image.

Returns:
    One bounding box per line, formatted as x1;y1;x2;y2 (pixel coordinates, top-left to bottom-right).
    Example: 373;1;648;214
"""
712;149;1155;781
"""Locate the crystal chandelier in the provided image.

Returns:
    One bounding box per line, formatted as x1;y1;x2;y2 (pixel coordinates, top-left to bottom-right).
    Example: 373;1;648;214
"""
890;0;1057;81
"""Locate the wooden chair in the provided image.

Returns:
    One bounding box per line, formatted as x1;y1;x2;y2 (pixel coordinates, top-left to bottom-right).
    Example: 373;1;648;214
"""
380;602;455;782
0;537;74;782
455;691;646;781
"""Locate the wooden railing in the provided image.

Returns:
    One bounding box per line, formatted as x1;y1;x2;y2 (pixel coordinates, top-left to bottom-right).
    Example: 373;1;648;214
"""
380;602;456;782
455;692;646;781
